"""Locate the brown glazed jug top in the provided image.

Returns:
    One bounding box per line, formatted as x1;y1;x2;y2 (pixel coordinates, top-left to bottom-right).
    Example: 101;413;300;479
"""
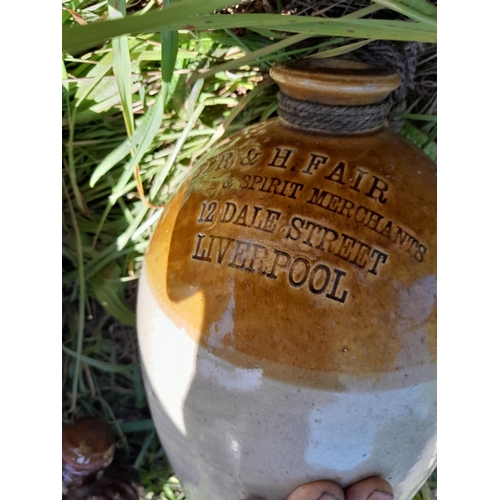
269;59;401;106
144;58;436;392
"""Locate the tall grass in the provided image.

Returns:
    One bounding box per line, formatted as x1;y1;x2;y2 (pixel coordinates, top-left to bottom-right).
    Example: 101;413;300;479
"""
62;1;437;497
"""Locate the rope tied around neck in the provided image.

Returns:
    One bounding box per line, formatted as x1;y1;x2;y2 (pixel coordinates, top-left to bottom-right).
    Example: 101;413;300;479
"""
277;91;392;133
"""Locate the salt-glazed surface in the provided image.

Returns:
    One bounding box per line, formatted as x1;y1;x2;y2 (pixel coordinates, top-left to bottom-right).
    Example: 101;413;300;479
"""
139;273;436;500
137;61;437;500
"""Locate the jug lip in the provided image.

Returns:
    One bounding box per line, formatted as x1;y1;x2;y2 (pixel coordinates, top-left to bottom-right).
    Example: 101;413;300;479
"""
270;59;401;106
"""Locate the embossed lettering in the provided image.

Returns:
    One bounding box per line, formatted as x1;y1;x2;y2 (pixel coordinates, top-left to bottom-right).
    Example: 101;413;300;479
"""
268;148;295;169
317;227;339;253
234;205;250;227
308;188;331;208
349;241;372;269
240;147;262;166
214;151;234;171
285;216;304;241
246;244;269;275
349;168;368;193
220;202;282;234
334;233;358;262
289;258;310;288
220;202;237;223
324;161;346;185
337;199;355;218
365;176;389;204
326;269;349;303
367;249;388;275
302;220;324;247
302;153;329;175
267;250;292;280
228;240;252;270
197;200;217;223
262;209;282;233
364;208;384;230
260;177;282;194
309;264;331;295
239;175;304;199
192;233;210;261
415;244;427;263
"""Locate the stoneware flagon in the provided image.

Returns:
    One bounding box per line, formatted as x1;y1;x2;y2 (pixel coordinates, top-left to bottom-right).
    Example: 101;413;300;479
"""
138;59;437;500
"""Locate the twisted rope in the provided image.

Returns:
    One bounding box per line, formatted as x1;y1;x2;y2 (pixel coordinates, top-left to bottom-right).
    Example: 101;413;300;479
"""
346;40;421;132
277;91;392;133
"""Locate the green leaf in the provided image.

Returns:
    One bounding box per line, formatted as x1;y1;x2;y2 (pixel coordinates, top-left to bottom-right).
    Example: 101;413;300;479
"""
149;102;204;201
391;112;437;122
62;345;138;373
69;82;141;125
74;51;114;108
90;262;136;326
190;33;311;83
401;121;437;162
90;93;164;187
63;0;240;54
64;9;436;55
108;92;165;203
161;0;179;98
62;180;86;413
62;59;69;95
115;87;205;251
108;0;135;137
307;38;375;59
372;0;437;25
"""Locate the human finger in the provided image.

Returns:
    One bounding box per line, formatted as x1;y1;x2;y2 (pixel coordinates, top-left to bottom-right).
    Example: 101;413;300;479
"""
286;480;345;500
344;477;393;500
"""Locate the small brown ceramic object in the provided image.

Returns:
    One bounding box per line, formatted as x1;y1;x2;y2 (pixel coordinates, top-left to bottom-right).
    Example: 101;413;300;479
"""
62;417;115;488
62;417;144;500
138;60;437;500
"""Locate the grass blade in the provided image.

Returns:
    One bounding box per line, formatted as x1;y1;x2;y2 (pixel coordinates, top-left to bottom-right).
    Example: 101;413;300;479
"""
162;30;179;97
161;0;179;98
167;15;436;41
90;262;136;326
149;103;204;201
63;0;240;54
120;419;156;433
91;93;164;188
307;38;376;59
63;180;86;413
189;33;311;84
62;59;69;96
115;81;204;250
108;91;165;204
133;430;156;469
343;4;385;18
74;51;114;108
64;14;436;55
401;121;437;162
64;101;87;215
108;0;135;137
192;78;275;166
89;121;148;187
391;112;437;122
372;0;437;25
62;345;138;373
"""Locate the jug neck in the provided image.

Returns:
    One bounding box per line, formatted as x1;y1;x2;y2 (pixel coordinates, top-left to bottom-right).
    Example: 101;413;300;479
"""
270;59;400;134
